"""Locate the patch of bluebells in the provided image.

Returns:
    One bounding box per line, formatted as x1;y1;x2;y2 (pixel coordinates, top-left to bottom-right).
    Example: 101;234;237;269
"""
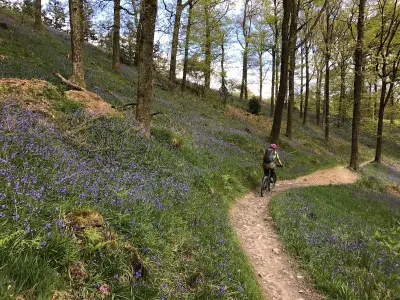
0;101;254;298
271;188;400;299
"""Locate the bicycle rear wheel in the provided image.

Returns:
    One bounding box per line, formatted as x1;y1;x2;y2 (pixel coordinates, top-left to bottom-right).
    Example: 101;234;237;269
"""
261;176;268;196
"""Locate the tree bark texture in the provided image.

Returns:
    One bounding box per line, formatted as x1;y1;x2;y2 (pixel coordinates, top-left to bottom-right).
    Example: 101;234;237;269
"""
169;0;184;86
69;0;85;87
136;0;157;128
338;59;346;127
316;68;322;125
204;7;211;92
271;47;276;116
324;6;331;142
34;0;42;30
286;0;298;139
181;2;193;91
112;0;121;72
259;52;263;100
303;41;310;125
134;0;143;66
221;40;228;105
270;0;290;143
350;0;365;170
300;46;304;117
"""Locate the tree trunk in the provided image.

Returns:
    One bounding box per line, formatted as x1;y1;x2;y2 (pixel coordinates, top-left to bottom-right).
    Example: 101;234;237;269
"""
204;7;211;93
271;47;276;116
274;46;279;115
286;0;298;139
375;81;386;163
300;46;304;117
303;41;309;125
270;0;291;143
259;51;263;100
316;68;322;125
134;0;143;67
390;93;394;125
34;0;42;30
181;2;193;91
338;59;346;127
112;0;121;72
240;42;249;101
221;41;227;105
373;82;377;120
136;0;157;128
169;0;183;86
350;0;365;170
368;83;372;119
69;0;85;87
324;9;330;142
270;0;279;117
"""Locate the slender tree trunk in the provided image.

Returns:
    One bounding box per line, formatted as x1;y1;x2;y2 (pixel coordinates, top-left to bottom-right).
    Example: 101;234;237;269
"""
338;59;346;127
221;38;228;105
373;82;378;120
112;0;121;72
303;41;310;125
259;52;263;100
324;9;330;142
350;0;365;170
34;0;42;30
271;47;276;116
134;0;143;67
169;0;183;86
300;46;304;117
204;7;211;93
286;0;298;139
368;83;372;119
270;0;279;117
240;42;249;101
270;0;291;143
136;0;157;128
390;93;394;125
181;2;193;91
375;81;386;163
316;68;322;125
69;0;85;87
274;46;279;115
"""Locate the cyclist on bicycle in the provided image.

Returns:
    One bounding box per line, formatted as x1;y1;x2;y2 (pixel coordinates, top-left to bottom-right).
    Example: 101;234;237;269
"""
263;143;283;181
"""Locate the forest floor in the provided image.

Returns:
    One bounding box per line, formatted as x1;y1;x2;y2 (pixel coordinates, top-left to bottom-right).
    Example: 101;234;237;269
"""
231;167;359;300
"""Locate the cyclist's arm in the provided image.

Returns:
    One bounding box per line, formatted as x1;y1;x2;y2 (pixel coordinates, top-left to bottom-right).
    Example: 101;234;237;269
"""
275;152;283;166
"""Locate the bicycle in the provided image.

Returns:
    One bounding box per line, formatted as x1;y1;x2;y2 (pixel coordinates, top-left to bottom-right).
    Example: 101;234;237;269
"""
260;165;282;196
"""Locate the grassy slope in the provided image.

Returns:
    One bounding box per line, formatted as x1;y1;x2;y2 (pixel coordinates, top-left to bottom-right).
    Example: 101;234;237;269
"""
1;7;399;299
270;184;400;299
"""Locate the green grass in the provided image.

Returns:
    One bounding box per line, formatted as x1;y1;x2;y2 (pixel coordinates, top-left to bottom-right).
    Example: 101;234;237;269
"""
270;185;400;299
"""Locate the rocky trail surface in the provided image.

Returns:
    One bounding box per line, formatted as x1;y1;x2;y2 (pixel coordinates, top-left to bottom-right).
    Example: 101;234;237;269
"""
230;167;359;300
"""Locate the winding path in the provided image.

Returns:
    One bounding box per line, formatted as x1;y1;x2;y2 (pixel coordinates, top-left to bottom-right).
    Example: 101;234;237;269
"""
230;167;359;300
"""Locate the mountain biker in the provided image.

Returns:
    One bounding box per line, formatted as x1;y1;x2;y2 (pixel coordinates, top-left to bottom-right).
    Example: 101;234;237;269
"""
263;143;283;182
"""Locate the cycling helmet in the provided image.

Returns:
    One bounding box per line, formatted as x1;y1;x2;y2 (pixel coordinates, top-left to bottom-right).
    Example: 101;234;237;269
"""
270;143;277;149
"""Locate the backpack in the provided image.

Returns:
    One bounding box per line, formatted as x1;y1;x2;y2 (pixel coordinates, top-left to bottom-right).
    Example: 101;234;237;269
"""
263;148;275;164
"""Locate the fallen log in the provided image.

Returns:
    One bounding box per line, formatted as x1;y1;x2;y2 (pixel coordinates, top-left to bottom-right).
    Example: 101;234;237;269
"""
54;73;86;91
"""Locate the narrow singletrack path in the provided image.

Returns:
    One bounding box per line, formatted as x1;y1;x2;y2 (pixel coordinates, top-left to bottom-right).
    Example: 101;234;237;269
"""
230;167;359;300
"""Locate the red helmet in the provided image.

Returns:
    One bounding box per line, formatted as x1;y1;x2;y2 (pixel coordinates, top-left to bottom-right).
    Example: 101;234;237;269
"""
270;143;277;149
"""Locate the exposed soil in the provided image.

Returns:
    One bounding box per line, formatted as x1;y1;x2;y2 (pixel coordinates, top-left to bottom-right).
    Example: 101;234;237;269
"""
230;167;359;300
65;90;113;116
0;78;114;116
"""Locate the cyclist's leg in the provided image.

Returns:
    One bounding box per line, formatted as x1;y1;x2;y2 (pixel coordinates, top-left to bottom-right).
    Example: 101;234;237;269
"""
271;167;277;182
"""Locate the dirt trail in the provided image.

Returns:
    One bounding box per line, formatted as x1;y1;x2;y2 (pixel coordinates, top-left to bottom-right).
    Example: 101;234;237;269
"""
230;167;359;300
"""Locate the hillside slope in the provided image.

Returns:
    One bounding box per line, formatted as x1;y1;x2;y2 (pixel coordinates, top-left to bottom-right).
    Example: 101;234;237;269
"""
1;7;399;299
